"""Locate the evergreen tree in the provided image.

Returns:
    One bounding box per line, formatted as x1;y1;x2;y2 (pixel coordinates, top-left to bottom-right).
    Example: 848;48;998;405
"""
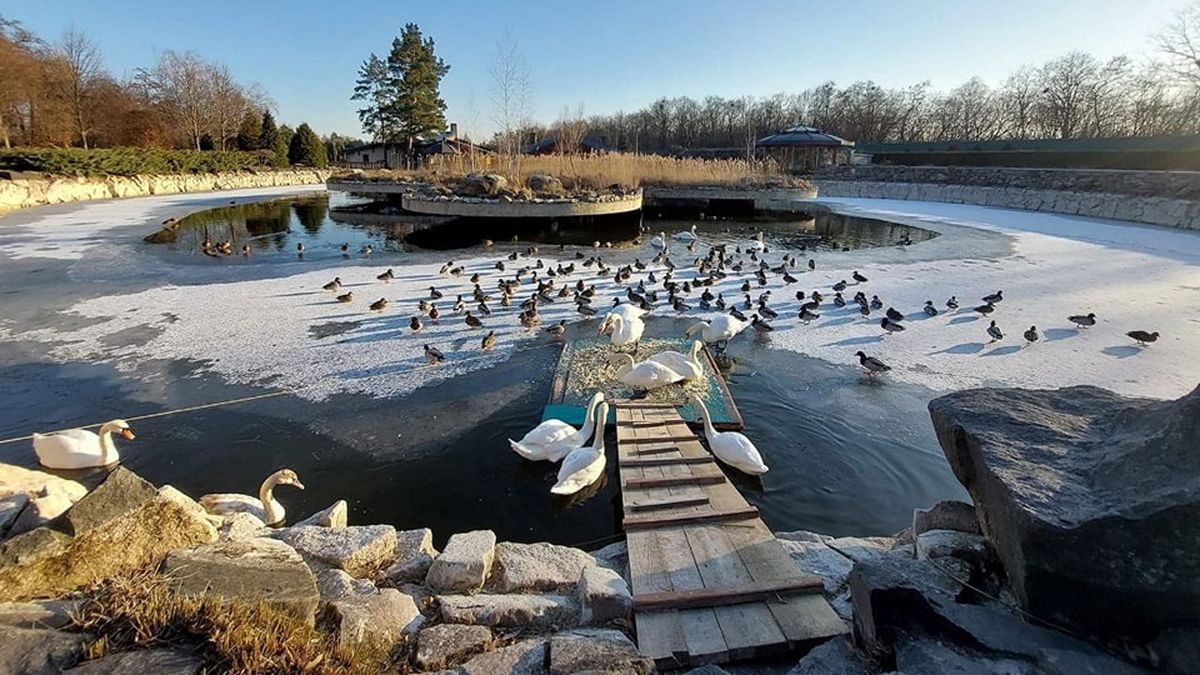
288;123;327;168
258;111;279;151
351;54;392;141
274;123;294;167
236;110;261;151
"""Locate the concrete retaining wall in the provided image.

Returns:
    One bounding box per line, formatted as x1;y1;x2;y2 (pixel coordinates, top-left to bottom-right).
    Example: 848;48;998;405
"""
0;169;332;214
815;179;1200;230
644;185;818;212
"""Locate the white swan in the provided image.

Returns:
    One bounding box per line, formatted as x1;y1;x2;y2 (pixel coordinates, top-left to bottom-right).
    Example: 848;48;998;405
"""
509;392;605;462
748;231;766;251
607;303;646;322
598;313;645;351
650;231;667;249
673;224;698;242
610;353;685;391
551;402;609;495
200;469;305;526
685;315;749;347
647;340;705;380
690;395;769;475
32;419;134;470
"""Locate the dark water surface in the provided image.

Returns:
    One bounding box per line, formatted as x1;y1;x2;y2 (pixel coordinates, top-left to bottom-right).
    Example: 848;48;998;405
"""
0;194;964;547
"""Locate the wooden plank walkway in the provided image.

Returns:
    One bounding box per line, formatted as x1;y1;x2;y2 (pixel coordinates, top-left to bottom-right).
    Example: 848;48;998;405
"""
614;402;847;670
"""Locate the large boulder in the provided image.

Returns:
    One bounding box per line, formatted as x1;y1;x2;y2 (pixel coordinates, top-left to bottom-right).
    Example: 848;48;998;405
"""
0;626;87;674
415;624;493;670
273;524;396;577
439;592;578;629
293;500;347;528
491;541;596;593
548;628;653;675
65;648;204;674
0;465;88;538
912;500;981;536
528;174;566;197
0;599;77;629
576;565;632;625
0;480;216;601
929;384;1200;643
330;588;422;650
785;638;869;675
456;637;547;675
426;530;495;593
385;528;437;584
457;173;508;197
161;537;320;624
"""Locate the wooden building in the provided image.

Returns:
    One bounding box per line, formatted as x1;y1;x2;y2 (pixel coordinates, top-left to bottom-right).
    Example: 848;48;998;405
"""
755;125;854;173
342;123;490;169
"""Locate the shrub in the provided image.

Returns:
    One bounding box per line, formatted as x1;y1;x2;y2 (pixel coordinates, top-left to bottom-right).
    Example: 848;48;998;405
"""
0;147;273;177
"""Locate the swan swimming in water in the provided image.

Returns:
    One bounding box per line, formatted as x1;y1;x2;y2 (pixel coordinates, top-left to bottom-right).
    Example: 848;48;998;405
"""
551;402;610;495
509;392;605;462
32;419;134;470
673;224;698;242
200;469;305;526
649;231;667;249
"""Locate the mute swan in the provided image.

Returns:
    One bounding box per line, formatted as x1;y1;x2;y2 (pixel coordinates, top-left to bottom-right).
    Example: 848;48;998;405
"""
646;340;705;380
32;419;134;470
748;231;766;251
598;313;644;351
673;224;698;242
510;392;605;462
685;315;749;349
551;402;609;495
200;469;305;526
607;303;647;322
609;354;685;391
689;395;768;475
650;231;667;249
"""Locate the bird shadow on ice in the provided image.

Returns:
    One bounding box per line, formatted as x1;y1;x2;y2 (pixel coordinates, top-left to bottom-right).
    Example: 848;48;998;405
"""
931;342;986;355
907;312;938;322
981;345;1022;357
1044;328;1078;342
822;335;883;347
948;315;978;325
270;291;322;298
1102;345;1141;359
819;316;858;327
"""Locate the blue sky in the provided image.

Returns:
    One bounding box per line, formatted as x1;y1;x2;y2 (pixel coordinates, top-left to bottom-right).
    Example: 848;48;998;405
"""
4;0;1186;139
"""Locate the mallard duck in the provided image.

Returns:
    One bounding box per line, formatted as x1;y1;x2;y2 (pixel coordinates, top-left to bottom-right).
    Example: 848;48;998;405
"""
511;392;605;462
1068;313;1097;328
550;402;610;495
852;271;868;283
369;298;388;312
336;291;353;303
322;277;342;292
377;268;394;282
855;351;891;376
32;419;134;470
424;344;445;364
1127;330;1158;345
982;290;1003;304
410;316;423;332
1024;325;1039;343
465;311;483;328
689;395;767;475
546;320;566;337
200;469;304;526
923;301;938;316
481;330;496;350
987;320;1004;342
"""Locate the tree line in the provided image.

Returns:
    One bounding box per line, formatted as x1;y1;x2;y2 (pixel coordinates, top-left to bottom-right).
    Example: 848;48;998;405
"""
0;15;343;168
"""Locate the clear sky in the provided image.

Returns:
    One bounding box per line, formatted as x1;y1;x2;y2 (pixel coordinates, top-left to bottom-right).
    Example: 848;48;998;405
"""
3;0;1187;140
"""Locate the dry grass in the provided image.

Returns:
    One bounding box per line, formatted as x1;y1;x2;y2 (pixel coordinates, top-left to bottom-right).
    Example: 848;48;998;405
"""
333;152;810;192
71;567;397;674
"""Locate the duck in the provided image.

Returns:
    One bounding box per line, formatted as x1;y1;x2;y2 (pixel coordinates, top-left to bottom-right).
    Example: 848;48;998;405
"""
322;277;342;292
32;419;134;470
646;340;705;380
673;224;698;242
982;290;1003;304
881;317;905;334
748;232;766;252
987;320;1004;342
546;319;567;337
598;313;645;352
852;271;868;283
684;315;749;349
1127;330;1159;346
1023;325;1039;344
377;268;394;282
424;344;445;364
855;351;891;377
609;353;685;391
689;395;767;475
550;401;610;495
510;392;605;462
199;469;304;526
946;296;959;310
650;231;667;249
369;298;388;312
410;316;423;332
481;330;497;350
1068;313;1097;328
336;291;353;303
886;307;905;322
974;302;995;315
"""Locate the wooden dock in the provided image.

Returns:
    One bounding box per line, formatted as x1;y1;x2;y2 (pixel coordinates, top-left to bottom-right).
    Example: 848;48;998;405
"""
614;402;846;669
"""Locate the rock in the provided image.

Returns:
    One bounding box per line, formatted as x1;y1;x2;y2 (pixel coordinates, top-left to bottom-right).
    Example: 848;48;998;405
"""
53;467;159;536
529;174;565;197
439;593;577;629
576;565;632;625
894;637;1033;675
0;626;86;674
385;528;437;583
0;464;86;504
0;465;89;538
314;568;374;602
785;638;869;675
457;173;508;197
590;541;627;577
915;530;991;568
849;554;1147;672
7;490;73;538
548;628;653;675
492;541;596;593
273;524;396;577
426;530;496;593
779;537;856;594
216;512;265;542
777;530;833;544
913;500;981;536
415;624;493;670
0;488;216;601
0;493;28;537
684;666;732;675
929;384;1200;642
162;537;319;624
457;638;547;675
293;500;347;528
330;588;422;649
65;648;204;674
0;599;77;629
1154;628;1200;675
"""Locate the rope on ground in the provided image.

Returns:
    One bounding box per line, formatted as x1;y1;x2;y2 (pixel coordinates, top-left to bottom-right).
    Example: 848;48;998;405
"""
0;339;564;446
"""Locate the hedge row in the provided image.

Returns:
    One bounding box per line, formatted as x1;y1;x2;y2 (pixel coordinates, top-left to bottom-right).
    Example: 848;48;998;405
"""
0;148;276;177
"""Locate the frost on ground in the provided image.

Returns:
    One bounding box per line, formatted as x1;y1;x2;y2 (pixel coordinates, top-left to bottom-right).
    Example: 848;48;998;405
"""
1;192;1198;402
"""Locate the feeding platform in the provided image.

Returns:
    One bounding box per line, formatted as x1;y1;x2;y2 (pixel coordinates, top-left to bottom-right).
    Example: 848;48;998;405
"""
543;337;743;430
613;403;845;668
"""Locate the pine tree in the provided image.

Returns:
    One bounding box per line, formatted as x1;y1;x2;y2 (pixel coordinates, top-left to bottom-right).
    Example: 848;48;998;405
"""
274;123;294;167
259;111;279;151
236;110;261;151
387;24;450;165
288;123;327;168
352;54;393;141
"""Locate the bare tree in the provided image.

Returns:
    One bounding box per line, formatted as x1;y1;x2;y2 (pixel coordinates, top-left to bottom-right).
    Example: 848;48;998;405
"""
489;32;533;179
56;25;102;148
554;102;588;153
1154;0;1200;88
136;50;215;150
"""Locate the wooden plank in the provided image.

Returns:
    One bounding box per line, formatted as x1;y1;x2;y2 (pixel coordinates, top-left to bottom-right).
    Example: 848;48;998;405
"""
620;455;716;468
618;402;678;409
617;419;677;428
623;507;760;530
633;576;825;611
624;474;725;489
655;528;729;666
547;341;572;405
629;444;688;456
700;345;744;431
629;434;707;443
626;532;688;668
629;495;711;512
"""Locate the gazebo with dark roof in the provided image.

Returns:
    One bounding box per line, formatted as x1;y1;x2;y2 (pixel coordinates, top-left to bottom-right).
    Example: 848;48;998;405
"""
756;125;855;173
